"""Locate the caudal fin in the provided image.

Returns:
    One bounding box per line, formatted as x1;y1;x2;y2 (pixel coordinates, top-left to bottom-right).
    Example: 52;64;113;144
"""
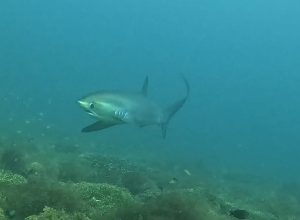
161;77;190;138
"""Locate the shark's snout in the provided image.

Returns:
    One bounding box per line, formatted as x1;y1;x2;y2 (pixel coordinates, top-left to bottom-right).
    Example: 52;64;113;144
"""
78;100;89;109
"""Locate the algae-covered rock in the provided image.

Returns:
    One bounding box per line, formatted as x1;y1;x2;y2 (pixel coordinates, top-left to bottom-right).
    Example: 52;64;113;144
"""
0;169;27;185
72;182;134;216
25;206;90;220
26;162;45;176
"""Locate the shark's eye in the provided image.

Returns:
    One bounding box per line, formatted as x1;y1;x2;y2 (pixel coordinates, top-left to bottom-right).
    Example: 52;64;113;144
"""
89;103;95;109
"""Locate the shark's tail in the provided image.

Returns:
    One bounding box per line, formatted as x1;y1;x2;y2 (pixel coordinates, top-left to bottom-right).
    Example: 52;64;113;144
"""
161;76;190;138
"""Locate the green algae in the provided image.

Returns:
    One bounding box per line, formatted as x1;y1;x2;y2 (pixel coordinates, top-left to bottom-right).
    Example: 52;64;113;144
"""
72;182;135;217
121;171;149;194
25;207;90;220
0;169;27;185
0;148;25;174
0;208;7;220
102;188;229;220
1;180;84;219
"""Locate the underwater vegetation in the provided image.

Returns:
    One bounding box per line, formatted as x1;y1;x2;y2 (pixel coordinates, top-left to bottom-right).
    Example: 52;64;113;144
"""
0;148;26;175
121;171;149;195
0;133;299;220
1;180;84;219
0;169;27;185
73;182;135;218
25;207;90;220
57;157;90;183
229;209;250;219
138;191;203;220
101;191;204;220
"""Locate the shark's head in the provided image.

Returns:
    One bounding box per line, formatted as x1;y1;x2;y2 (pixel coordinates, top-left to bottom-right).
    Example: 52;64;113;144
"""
78;95;99;118
78;93;116;120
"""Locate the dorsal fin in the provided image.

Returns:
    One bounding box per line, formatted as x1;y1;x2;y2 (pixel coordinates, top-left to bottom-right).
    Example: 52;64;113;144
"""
141;76;149;96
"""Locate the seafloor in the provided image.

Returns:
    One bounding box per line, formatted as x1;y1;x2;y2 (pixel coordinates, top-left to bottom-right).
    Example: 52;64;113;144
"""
0;130;299;220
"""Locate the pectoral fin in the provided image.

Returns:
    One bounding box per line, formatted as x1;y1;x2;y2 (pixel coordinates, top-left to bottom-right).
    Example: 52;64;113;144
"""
81;121;118;132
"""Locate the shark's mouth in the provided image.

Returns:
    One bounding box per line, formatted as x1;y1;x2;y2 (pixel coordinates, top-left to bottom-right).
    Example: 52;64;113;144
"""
85;109;97;117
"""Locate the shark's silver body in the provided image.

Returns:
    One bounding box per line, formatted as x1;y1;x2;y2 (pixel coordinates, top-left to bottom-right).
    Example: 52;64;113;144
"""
78;77;189;138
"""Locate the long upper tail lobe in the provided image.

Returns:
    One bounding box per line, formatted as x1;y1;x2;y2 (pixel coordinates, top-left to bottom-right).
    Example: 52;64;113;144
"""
161;77;190;138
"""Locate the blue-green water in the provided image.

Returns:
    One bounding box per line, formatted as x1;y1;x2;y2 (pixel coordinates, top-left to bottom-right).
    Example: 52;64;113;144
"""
0;0;299;219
